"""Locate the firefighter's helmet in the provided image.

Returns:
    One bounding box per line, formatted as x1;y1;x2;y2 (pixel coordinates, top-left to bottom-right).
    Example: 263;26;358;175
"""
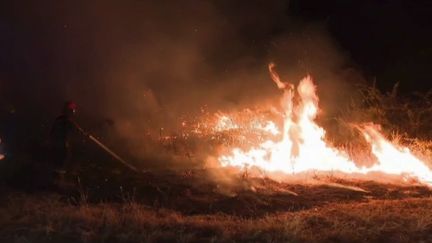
63;101;77;115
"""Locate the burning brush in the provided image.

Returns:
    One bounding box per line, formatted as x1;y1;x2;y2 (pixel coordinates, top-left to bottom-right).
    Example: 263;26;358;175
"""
208;63;432;185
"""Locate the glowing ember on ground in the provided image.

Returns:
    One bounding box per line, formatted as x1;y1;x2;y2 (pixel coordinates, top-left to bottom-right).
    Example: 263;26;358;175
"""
214;114;239;132
254;121;280;136
217;63;432;184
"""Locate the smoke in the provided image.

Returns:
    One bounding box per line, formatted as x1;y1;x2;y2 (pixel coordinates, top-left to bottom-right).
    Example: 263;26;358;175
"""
0;0;366;167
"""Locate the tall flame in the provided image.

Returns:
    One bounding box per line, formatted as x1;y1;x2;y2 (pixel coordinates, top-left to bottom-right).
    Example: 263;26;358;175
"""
218;63;432;184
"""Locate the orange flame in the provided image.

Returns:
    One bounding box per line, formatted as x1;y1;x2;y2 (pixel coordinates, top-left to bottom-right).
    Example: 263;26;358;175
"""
218;64;432;184
358;124;432;182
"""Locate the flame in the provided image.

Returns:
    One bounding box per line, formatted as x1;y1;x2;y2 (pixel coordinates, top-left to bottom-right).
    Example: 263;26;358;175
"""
214;114;239;132
254;121;280;136
218;63;432;184
358;124;432;182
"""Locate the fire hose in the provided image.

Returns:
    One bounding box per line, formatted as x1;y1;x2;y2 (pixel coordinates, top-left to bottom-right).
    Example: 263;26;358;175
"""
73;121;138;172
87;134;138;172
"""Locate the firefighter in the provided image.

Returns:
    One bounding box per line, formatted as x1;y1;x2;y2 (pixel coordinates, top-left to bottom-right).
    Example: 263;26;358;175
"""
48;101;137;184
49;101;86;181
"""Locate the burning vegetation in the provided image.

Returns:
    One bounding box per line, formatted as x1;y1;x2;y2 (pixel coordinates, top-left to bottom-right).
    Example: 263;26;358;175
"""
146;63;432;187
208;63;432;184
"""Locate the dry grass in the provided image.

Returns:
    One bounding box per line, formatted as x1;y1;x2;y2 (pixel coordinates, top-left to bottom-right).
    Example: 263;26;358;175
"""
341;82;432;140
1;192;432;243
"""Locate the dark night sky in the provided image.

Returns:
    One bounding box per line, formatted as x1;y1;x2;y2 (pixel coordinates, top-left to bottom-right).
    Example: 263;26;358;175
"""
0;0;431;159
0;0;431;118
219;0;432;91
289;0;432;92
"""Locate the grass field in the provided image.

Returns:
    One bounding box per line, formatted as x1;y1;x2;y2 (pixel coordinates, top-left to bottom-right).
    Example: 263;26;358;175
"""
1;187;432;242
1;167;432;243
